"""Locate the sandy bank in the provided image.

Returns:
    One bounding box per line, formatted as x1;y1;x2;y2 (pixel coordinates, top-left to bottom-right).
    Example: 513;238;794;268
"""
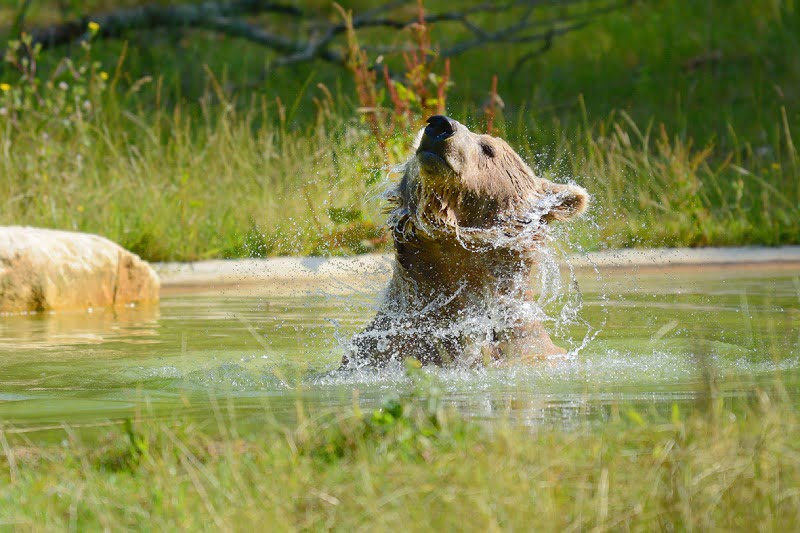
156;246;800;295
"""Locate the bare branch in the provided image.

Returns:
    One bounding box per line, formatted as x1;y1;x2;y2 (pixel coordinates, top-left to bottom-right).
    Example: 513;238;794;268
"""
4;0;631;77
21;1;302;50
442;22;582;58
440;0;632;57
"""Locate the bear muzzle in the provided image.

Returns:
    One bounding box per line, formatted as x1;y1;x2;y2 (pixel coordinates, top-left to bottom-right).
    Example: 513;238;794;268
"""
416;115;460;172
424;115;458;141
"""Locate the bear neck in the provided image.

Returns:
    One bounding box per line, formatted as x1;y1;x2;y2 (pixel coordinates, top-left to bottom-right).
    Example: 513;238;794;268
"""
413;170;539;232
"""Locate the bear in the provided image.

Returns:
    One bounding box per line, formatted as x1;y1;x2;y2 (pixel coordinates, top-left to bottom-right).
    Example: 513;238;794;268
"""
343;115;589;368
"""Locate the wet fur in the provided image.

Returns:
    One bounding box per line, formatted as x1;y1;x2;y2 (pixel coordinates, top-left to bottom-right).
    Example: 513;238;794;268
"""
344;121;589;367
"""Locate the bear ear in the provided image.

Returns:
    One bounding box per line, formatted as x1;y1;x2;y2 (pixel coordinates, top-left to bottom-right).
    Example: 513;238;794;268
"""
540;183;590;222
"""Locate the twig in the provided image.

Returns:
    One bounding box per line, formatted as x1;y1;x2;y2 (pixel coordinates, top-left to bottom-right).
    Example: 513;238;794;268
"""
11;0;34;37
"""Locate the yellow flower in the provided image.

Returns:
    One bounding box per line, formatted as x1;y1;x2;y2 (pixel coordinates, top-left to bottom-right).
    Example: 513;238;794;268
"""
100;71;109;81
771;163;781;170
0;83;10;92
88;21;100;33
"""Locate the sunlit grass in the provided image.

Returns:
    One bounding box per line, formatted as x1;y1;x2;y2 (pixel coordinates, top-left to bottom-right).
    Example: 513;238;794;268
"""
514;105;800;249
2;84;797;261
1;380;798;530
1;0;798;260
0;85;389;260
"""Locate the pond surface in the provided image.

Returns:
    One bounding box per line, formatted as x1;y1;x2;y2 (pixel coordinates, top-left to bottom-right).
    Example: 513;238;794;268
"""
1;265;798;433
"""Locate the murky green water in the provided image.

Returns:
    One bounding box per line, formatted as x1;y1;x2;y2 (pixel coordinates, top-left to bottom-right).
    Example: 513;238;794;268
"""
1;266;798;432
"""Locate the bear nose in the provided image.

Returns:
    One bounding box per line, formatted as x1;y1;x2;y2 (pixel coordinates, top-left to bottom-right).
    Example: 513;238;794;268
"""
424;115;457;140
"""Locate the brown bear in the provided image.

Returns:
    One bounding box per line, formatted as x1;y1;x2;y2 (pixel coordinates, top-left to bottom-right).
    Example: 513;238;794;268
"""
344;115;589;368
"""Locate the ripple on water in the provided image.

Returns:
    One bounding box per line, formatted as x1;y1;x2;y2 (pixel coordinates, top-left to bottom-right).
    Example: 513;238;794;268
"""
0;267;797;426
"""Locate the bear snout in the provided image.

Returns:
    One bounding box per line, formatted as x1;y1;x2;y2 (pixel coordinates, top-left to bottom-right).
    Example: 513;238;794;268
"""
424;115;458;141
417;117;458;172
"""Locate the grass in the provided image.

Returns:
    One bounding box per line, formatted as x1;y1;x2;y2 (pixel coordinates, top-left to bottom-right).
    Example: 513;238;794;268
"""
2;3;799;528
1;0;798;260
2;88;797;261
1;88;388;260
535;109;800;248
1;380;799;530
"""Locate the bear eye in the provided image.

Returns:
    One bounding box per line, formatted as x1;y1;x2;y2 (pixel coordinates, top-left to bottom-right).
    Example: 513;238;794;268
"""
480;143;496;158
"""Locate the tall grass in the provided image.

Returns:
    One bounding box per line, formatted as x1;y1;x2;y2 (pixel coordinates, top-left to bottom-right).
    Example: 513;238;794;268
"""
1;0;798;260
1;382;799;530
516;106;800;249
2;79;797;261
1;74;391;260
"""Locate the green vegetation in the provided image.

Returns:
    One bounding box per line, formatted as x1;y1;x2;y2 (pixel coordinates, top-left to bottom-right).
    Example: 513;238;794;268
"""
3;3;799;528
2;379;799;530
1;0;798;260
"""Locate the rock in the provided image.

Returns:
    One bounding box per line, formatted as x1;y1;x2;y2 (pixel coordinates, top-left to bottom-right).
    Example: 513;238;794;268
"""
0;226;159;313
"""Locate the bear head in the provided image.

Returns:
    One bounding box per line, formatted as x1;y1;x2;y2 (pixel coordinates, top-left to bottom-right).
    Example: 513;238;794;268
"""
407;115;589;229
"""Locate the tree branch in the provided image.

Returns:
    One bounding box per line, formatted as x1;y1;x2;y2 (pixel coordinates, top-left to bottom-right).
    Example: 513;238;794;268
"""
4;0;631;75
22;1;302;50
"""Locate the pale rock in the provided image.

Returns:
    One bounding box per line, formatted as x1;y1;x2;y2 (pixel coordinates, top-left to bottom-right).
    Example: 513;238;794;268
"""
0;226;159;313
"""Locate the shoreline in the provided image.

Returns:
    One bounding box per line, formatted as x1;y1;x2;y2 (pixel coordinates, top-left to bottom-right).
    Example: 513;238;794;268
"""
156;245;800;295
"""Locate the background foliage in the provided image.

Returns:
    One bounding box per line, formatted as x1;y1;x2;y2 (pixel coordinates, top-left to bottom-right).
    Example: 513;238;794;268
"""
1;0;798;260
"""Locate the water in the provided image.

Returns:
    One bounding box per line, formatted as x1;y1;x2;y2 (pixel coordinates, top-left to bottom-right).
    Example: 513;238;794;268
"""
0;265;798;433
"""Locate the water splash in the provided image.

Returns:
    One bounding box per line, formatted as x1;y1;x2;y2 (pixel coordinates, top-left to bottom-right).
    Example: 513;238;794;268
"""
338;189;601;369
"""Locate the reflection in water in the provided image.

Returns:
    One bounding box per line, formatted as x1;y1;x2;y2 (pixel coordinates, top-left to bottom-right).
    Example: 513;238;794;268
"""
0;266;797;429
0;304;161;349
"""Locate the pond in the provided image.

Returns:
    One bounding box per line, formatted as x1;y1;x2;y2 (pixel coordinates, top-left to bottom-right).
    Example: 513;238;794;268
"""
1;263;798;434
